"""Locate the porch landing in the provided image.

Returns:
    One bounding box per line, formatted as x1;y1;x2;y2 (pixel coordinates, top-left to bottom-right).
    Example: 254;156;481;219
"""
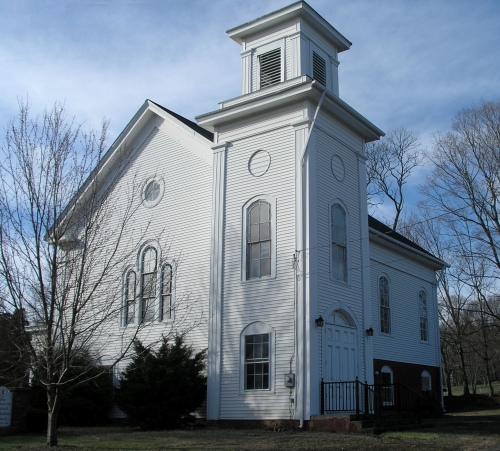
310;414;368;433
310;414;428;434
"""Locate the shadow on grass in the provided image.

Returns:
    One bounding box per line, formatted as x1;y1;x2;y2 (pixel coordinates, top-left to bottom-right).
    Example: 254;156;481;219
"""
424;395;500;439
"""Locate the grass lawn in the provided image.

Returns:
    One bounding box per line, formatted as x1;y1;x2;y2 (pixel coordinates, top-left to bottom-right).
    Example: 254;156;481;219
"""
448;383;500;396
3;398;500;450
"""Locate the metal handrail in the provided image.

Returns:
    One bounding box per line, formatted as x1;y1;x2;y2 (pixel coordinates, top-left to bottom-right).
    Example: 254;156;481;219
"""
320;378;426;424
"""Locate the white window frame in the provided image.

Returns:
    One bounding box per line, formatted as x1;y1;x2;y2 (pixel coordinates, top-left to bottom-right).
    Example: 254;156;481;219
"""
419;289;428;342
240;322;275;393
122;268;136;326
160;261;176;322
241;195;277;281
255;40;285;89
421;370;432;392
380;365;394;406
329;201;349;283
121;242;175;326
140;245;158;323
379;275;391;334
141;176;164;208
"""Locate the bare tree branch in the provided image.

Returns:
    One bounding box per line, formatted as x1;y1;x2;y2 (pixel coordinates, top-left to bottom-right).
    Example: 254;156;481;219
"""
366;126;424;230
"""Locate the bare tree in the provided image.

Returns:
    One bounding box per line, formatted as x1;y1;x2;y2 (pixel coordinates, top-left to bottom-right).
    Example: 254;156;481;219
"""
0;101;198;446
424;101;500;290
400;208;475;396
366;127;424;230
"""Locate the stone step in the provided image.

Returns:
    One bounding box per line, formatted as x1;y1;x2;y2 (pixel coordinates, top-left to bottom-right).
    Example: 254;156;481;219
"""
310;414;423;434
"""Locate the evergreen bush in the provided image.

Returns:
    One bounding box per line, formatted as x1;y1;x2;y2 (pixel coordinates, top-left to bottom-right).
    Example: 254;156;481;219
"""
116;335;206;429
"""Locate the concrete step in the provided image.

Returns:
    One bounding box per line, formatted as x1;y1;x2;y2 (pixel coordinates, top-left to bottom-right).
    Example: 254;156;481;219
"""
310;414;424;434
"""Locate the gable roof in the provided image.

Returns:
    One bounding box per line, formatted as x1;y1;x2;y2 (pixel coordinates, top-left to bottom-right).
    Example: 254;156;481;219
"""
148;100;214;142
368;215;448;269
52;100;213;237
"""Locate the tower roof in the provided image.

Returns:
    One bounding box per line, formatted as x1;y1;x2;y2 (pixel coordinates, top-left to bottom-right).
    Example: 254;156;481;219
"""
227;1;351;52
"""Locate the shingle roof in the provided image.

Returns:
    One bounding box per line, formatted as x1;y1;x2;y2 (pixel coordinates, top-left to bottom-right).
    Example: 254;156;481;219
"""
368;215;435;258
149;100;214;142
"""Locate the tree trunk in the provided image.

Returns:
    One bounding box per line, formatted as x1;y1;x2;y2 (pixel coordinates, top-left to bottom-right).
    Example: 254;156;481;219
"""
446;371;453;397
441;346;453;397
458;343;471;396
46;387;61;446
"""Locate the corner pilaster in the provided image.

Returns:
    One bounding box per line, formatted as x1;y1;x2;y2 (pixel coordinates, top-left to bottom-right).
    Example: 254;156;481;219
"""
207;142;228;420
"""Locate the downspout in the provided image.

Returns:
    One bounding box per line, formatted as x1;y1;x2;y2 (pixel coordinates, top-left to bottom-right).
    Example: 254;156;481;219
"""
297;83;326;429
301;87;326;165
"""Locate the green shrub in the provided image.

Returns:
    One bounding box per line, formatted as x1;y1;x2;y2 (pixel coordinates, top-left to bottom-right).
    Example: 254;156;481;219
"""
116;335;206;430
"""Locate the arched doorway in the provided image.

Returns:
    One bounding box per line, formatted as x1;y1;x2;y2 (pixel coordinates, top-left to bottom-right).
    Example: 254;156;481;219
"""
323;310;358;383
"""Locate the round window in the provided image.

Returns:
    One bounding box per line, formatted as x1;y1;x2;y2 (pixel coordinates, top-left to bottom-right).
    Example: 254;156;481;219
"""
142;178;164;207
248;150;271;177
144;180;161;202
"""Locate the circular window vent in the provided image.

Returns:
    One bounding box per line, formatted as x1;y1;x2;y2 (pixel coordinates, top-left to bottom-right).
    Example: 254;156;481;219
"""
142;177;164;208
331;155;345;182
248;150;271;177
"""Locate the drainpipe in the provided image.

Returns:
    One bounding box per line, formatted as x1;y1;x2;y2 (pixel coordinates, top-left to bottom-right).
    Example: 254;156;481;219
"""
297;83;326;429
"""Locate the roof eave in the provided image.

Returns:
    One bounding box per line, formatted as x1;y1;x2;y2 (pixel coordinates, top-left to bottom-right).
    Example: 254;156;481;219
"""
369;227;449;270
196;79;383;142
227;1;351;52
55;101;213;234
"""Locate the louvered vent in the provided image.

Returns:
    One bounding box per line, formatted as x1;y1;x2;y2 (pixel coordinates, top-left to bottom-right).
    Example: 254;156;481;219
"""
313;51;326;86
259;48;281;88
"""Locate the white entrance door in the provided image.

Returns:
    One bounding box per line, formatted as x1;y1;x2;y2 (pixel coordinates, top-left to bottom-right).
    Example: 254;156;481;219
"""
323;313;358;411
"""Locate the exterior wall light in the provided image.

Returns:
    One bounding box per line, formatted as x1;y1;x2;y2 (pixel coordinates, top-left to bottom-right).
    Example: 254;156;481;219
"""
315;316;324;327
366;327;374;336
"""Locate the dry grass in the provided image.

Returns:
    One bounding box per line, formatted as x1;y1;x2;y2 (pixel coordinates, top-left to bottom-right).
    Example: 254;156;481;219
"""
4;398;500;450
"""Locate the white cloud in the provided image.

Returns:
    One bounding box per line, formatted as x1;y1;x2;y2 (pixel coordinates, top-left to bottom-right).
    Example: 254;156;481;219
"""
0;0;499;169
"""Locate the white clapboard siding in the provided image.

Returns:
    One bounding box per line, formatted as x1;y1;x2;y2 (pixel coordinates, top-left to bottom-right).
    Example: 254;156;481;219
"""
88;114;213;368
218;118;297;419
370;241;440;366
312;117;367;382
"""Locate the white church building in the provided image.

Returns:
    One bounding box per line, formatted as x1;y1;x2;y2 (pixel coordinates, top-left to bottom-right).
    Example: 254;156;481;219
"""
69;1;446;425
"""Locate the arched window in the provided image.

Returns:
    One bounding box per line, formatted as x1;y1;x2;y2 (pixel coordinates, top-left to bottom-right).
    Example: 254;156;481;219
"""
331;204;347;282
380;365;394;405
379;276;391;334
421;370;432;391
161;263;173;321
240;322;275;392
419;290;428;341
246;200;272;279
123;270;136;325
141;246;157;322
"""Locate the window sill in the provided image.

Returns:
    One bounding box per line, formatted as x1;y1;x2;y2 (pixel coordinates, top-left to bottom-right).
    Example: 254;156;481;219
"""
328;277;350;287
241;274;277;284
239;389;275;396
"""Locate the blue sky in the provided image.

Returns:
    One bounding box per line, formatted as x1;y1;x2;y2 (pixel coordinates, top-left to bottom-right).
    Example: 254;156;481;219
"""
1;0;499;220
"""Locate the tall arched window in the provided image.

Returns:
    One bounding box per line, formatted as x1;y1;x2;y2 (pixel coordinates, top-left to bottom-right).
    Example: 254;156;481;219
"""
380;365;394;405
246;200;271;279
379;276;391;334
331;204;347;282
141;246;157;322
421;370;432;391
161;263;173;321
419;290;428;341
124;270;136;325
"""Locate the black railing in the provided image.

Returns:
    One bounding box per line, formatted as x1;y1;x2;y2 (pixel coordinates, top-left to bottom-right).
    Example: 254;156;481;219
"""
320;378;426;424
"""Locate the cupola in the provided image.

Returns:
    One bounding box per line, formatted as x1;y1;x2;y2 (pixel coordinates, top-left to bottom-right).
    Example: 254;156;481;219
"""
227;1;351;97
